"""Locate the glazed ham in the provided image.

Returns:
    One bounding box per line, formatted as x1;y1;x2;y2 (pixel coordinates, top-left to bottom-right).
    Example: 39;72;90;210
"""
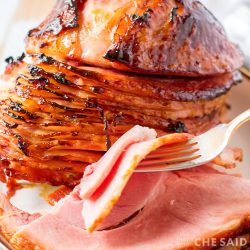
0;0;247;248
0;55;240;186
26;0;243;76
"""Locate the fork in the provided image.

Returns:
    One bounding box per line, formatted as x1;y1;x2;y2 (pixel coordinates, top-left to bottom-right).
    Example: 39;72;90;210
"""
135;110;250;172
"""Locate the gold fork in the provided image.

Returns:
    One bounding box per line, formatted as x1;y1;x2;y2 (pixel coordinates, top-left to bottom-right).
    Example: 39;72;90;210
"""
135;110;250;172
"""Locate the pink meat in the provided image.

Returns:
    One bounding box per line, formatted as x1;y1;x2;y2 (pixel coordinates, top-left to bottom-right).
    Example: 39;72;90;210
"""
80;125;157;199
1;125;249;249
11;165;250;250
81;130;189;232
44;173;163;232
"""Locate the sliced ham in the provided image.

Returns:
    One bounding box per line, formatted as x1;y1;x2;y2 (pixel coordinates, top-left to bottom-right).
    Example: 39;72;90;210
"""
1;56;239;187
10;165;250;250
80;126;189;232
79;125;157;199
1;126;250;250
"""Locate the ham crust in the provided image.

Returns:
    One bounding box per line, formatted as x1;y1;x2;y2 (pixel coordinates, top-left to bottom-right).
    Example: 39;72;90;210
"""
25;0;243;76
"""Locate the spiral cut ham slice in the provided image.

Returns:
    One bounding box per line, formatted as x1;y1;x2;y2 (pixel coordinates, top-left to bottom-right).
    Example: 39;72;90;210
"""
26;0;243;76
0;55;240;186
80;126;189;232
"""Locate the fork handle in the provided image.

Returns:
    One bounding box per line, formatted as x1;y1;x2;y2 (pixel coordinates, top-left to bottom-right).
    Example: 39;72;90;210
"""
227;109;250;135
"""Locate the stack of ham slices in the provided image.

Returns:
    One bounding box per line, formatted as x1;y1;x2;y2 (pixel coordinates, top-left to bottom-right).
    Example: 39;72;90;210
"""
0;0;249;249
0;0;243;186
0;126;250;250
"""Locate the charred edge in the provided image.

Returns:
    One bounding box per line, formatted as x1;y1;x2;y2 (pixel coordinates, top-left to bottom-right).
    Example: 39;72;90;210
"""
5;56;14;64
20;74;70;100
47;101;72;111
170;7;179;22
131;8;153;23
5;111;25;121
90;86;105;94
53;73;72;85
29;76;49;90
97;106;111;150
28;65;46;77
37;53;55;65
104;9;153;63
28;64;72;86
85;98;98;108
15;134;29;156
44;88;72;101
34;54;104;84
5;53;25;65
1;120;18;129
9;101;38;119
28;0;79;37
166;121;187;133
103;47;120;62
103;45;130;63
17;53;26;62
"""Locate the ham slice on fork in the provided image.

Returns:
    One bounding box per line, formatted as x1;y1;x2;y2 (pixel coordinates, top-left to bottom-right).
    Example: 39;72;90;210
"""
79;126;189;232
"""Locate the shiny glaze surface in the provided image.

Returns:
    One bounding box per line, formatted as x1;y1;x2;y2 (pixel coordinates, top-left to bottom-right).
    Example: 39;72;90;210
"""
26;0;243;76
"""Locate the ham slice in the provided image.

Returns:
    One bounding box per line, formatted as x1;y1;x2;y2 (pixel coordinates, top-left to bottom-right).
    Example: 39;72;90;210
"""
10;166;250;250
79;125;157;199
80;126;189;232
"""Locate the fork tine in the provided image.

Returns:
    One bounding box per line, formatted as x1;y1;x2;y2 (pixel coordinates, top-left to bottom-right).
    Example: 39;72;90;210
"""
138;151;201;167
150;141;197;155
137;154;201;170
146;147;199;159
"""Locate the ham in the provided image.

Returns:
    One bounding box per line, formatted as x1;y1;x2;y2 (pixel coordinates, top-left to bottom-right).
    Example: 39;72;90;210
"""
25;0;243;76
1;55;241;187
79;125;157;199
1;126;249;250
9;165;250;250
80;126;189;232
